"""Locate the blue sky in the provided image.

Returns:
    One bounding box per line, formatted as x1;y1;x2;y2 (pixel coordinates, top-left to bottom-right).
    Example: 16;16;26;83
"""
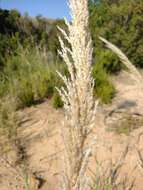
0;0;70;19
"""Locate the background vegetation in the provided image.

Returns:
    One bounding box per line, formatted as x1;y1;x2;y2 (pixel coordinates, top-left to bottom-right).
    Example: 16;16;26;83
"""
0;0;143;137
89;0;143;71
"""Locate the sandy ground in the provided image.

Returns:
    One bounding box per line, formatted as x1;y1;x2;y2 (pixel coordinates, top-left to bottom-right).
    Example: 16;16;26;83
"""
1;71;143;190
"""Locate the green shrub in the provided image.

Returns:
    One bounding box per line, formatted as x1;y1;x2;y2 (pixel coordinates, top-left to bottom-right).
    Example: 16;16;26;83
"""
95;49;121;73
92;62;115;104
52;92;63;109
89;0;143;70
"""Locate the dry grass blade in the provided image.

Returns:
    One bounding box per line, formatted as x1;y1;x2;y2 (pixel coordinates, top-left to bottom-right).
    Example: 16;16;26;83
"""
99;36;143;87
110;145;129;185
89;145;135;190
136;148;143;175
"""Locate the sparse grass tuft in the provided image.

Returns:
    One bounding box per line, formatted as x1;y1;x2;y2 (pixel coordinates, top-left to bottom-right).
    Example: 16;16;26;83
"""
114;114;143;135
0;96;18;139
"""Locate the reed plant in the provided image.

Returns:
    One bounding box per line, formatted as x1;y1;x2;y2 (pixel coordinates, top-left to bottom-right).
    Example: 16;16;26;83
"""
57;0;98;189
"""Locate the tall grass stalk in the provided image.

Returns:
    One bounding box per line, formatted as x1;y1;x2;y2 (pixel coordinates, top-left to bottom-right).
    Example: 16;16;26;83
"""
57;0;98;189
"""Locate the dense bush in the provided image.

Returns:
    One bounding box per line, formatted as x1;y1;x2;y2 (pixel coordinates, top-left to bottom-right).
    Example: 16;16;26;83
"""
89;0;143;71
92;62;115;104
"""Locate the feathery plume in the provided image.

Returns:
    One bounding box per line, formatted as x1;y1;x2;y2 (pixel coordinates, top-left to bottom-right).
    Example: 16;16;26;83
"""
57;0;98;189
